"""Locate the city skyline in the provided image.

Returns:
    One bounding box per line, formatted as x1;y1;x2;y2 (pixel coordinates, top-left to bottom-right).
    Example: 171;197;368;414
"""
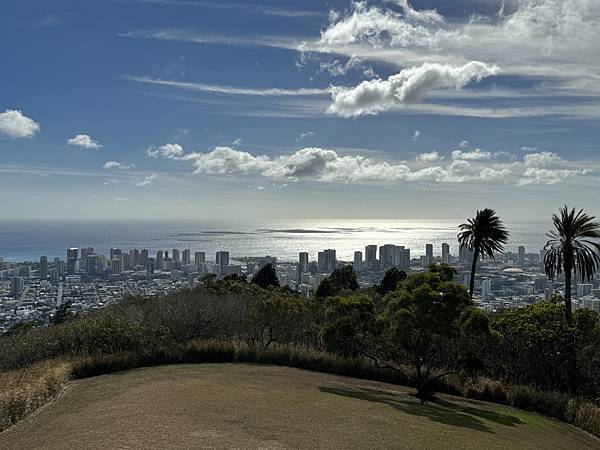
2;0;600;221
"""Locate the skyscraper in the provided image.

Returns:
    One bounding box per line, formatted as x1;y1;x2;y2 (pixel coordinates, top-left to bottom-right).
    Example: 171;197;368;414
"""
195;252;206;266
39;256;48;280
425;244;434;266
80;247;94;270
141;249;149;267
216;251;229;276
172;249;180;263
299;252;309;274
365;245;377;263
182;249;191;265
157;251;164;270
518;246;526;267
353;251;363;271
324;249;336;273
111;258;123;275
317;251;326;272
10;277;24;297
442;243;450;263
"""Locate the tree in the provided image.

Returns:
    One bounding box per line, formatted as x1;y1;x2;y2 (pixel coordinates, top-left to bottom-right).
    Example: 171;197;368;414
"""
428;263;457;282
544;206;600;324
321;268;479;400
316;265;359;298
369;272;475;399
377;268;407;295
458;209;509;297
251;263;280;289
52;301;74;325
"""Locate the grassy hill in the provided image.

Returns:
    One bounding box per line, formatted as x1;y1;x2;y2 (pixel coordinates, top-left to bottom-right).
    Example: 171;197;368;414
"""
0;364;597;449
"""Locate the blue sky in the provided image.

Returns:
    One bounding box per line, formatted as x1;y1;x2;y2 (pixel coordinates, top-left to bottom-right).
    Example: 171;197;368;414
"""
1;0;599;221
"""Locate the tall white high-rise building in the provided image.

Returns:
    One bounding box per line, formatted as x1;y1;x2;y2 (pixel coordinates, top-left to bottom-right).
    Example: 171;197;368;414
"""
482;278;492;298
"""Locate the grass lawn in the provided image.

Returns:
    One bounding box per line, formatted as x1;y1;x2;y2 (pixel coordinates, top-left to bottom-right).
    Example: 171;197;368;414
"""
0;364;597;449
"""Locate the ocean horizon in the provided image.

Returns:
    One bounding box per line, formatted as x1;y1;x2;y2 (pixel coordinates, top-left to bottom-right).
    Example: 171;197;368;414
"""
0;219;550;263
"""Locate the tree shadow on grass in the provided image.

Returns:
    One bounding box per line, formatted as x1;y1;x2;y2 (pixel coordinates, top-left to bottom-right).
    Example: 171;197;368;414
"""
319;386;524;434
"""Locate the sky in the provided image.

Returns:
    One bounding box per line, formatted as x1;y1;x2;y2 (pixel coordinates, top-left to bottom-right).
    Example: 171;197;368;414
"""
1;0;599;222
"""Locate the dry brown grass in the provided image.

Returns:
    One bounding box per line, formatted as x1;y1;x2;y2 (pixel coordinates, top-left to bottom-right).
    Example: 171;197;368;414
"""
0;360;71;432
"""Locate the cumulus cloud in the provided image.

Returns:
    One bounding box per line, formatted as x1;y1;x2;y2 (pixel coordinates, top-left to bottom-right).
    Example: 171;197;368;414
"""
519;168;588;185
415;151;440;162
135;173;159;187
0;109;40;138
150;144;592;186
147;143;184;159
328;62;500;117
103;161;131;170
523;151;562;167
451;149;493;161
68;134;102;149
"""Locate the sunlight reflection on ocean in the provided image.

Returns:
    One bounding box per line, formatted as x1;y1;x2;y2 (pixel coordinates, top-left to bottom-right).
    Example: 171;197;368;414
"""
0;220;549;262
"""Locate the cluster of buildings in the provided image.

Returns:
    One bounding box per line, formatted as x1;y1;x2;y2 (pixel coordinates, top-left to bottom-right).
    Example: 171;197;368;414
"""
1;241;600;332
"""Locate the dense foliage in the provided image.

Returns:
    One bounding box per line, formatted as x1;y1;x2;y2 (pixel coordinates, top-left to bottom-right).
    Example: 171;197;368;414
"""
1;263;600;409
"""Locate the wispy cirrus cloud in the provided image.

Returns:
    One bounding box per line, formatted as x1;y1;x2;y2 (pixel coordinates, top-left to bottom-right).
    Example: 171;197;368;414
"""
129;0;323;18
123;75;329;97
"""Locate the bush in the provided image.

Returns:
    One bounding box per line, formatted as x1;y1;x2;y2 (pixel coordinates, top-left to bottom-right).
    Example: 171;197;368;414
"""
465;378;508;404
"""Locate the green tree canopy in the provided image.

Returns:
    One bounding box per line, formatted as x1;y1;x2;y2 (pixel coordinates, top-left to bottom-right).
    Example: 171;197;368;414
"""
377;268;407;295
316;265;359;298
251;263;280;289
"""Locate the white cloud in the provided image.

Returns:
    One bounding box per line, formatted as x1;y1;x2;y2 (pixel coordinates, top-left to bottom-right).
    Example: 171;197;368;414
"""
68;134;102;150
412;130;420;141
103;161;131;170
135;173;159;187
0;109;40;138
232;138;243;146
124;76;329;97
451;149;493;161
519;168;588;185
520;146;538;153
147;143;184;159
415;151;441;162
151;144;593;186
328;62;500;117
458;140;469;148
296;131;316;142
523;151;562;167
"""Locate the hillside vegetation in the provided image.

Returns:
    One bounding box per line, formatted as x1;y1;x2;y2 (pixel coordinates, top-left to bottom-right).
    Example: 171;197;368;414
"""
1;266;600;440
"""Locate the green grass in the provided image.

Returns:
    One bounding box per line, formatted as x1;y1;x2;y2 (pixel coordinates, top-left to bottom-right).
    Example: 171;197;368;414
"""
0;364;597;450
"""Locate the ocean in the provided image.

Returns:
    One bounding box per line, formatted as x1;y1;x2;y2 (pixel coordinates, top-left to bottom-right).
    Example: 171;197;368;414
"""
0;220;551;263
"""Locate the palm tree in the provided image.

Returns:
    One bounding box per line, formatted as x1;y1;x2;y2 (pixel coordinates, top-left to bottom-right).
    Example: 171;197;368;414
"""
544;206;600;324
458;209;509;298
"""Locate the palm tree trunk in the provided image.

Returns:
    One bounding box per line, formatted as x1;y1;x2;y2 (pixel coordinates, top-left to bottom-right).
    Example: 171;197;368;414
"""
469;248;479;298
564;266;573;324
